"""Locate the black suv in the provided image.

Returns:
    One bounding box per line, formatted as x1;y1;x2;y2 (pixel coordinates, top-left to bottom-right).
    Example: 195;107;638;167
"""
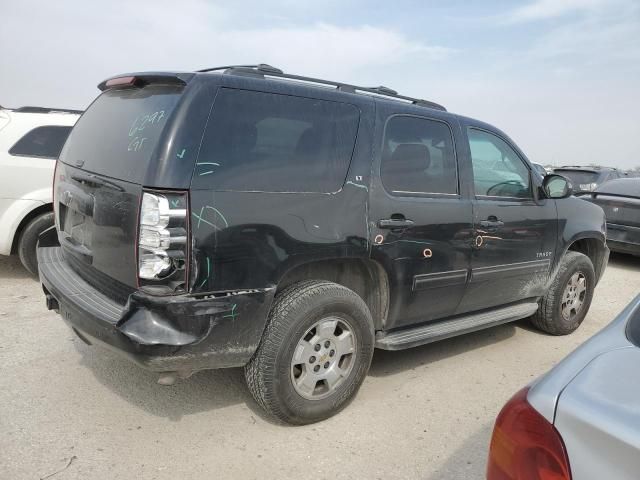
38;64;609;424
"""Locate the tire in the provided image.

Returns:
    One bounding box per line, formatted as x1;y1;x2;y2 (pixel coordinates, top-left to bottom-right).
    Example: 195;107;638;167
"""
530;251;595;335
17;212;54;277
245;280;375;425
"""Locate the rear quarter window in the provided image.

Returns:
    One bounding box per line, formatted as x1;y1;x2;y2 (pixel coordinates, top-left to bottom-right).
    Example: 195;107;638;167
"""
9;125;72;159
191;88;360;193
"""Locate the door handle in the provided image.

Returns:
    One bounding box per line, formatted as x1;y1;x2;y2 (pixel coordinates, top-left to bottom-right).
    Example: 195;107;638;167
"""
378;218;415;229
479;218;504;229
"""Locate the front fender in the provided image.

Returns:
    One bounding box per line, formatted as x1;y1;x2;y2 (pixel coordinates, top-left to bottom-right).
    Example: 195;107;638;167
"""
555;196;608;283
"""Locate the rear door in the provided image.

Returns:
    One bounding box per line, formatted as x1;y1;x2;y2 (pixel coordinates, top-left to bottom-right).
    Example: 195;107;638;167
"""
55;83;188;290
456;125;557;313
370;109;473;330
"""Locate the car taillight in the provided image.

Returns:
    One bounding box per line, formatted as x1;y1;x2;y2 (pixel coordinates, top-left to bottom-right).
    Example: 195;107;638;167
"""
487;387;571;480
138;191;188;294
579;182;598;192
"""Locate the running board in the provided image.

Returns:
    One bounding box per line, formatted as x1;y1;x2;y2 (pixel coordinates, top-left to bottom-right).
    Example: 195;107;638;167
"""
375;302;539;350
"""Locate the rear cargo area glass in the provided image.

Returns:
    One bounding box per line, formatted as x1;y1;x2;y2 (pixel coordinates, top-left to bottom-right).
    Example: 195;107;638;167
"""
59;85;182;182
554;170;599;185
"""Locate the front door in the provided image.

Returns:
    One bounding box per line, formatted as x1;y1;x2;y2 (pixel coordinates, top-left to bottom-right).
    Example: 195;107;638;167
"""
456;126;558;314
370;113;473;330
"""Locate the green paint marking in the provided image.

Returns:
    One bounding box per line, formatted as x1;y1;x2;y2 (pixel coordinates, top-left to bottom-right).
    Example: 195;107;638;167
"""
345;180;369;192
196;162;220;166
177;148;186;159
223;303;238;320
198;257;211;288
199;171;214;176
204;206;229;227
191;205;228;230
171;199;179;208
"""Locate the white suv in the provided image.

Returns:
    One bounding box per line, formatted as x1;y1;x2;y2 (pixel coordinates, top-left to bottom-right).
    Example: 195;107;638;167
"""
0;106;80;275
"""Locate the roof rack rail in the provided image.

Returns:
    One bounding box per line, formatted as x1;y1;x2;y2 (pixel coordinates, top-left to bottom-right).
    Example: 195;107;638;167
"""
196;64;446;111
13;106;83;115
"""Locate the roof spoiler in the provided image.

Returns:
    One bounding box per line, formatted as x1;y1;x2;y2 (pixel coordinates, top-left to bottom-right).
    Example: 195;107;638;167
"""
97;72;194;91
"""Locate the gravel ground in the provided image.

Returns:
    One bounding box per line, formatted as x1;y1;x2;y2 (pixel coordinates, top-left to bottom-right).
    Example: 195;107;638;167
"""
1;252;639;480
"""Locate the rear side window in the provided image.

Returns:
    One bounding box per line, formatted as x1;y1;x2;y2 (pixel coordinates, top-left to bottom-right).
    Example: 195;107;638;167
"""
380;115;458;195
9;125;72;159
192;88;360;193
60;85;183;182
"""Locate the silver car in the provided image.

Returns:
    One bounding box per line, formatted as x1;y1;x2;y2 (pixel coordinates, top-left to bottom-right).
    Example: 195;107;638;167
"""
487;294;640;480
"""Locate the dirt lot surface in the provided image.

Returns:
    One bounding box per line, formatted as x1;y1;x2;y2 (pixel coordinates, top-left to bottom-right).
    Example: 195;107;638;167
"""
1;253;638;479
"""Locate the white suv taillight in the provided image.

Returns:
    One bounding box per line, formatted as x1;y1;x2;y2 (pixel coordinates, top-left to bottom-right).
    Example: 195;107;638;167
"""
138;191;188;293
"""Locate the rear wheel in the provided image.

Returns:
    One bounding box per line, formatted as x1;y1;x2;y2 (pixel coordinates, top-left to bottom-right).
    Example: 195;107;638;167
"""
245;280;374;425
530;251;595;335
17;212;54;277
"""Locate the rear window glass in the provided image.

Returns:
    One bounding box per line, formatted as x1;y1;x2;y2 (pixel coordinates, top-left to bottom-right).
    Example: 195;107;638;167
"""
9;125;72;159
554;170;599;187
60;85;182;182
192;88;360;192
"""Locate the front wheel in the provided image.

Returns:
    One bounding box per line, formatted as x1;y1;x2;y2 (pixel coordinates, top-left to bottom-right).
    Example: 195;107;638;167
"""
245;280;375;425
530;251;595;335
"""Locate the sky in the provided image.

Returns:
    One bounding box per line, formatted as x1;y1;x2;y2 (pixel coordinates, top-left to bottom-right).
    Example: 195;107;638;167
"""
1;0;639;168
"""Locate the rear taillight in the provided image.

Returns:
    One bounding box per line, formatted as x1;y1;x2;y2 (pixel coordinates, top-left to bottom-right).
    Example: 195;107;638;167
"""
137;191;188;294
487;387;571;480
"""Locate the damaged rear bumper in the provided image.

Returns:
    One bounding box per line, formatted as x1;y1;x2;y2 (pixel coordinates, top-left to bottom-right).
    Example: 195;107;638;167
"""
38;246;275;373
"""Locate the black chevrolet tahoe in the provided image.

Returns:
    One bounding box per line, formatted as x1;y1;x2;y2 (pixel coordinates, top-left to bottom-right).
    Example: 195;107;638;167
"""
38;64;609;424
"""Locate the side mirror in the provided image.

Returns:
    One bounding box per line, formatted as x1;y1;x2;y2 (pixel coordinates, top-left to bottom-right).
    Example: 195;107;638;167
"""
543;174;573;199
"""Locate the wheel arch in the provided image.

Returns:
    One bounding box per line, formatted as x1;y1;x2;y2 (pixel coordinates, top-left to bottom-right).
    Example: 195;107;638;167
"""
10;203;53;254
564;234;608;284
276;258;389;330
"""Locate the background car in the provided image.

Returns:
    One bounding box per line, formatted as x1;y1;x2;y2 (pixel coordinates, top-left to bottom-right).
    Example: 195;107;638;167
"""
532;162;547;177
0;105;80;275
582;178;640;256
553;165;624;194
486;294;640;480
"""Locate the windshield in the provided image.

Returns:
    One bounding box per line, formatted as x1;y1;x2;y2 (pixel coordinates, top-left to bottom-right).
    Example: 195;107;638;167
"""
60;85;183;182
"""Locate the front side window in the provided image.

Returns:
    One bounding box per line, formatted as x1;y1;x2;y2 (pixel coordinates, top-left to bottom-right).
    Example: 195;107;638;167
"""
380;116;458;195
468;128;531;198
192;88;360;193
9;125;72;159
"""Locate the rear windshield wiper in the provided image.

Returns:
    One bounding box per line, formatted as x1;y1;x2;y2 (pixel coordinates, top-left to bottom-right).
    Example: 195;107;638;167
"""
71;173;125;192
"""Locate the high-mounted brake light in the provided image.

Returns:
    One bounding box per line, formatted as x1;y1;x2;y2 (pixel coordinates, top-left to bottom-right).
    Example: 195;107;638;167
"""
137;191;189;294
487;387;571;480
105;76;137;89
